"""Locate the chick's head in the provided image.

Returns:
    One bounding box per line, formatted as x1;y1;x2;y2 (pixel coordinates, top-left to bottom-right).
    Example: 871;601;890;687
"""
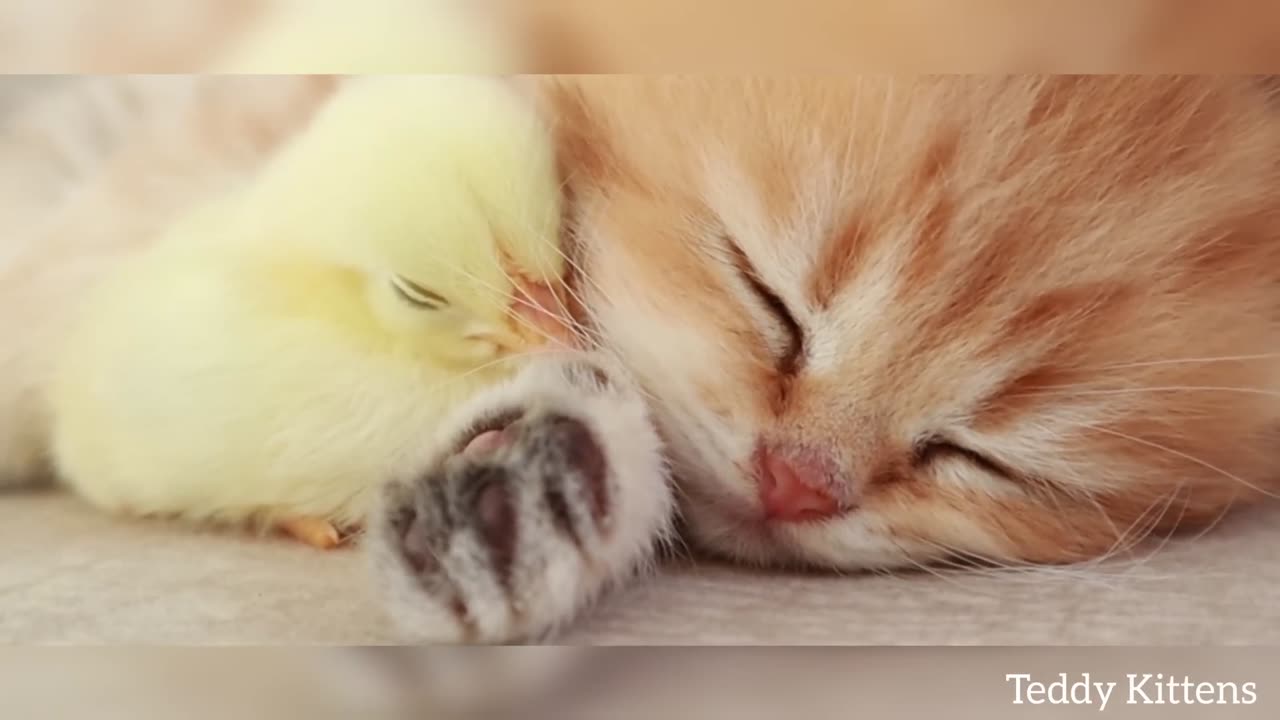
244;76;569;369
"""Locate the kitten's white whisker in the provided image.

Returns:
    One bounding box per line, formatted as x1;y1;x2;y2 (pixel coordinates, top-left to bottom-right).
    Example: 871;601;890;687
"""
406;239;559;346
918;539;1181;591
500;198;607;351
440;258;563;348
1074;422;1280;502
1090;484;1182;570
1109;485;1191;582
496;204;588;334
1078;353;1280;372
545;170;617;306
885;538;1099;597
1009;385;1280;400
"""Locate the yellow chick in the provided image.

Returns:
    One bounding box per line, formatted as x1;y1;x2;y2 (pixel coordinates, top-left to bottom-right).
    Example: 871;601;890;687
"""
49;76;569;549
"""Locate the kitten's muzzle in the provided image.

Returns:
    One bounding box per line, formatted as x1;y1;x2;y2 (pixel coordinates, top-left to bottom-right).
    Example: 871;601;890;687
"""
754;442;843;523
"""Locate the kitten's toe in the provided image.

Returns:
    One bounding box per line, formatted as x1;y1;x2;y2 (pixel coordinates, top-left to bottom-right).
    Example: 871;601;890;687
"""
464;465;519;585
520;413;611;547
395;501;437;576
373;471;475;640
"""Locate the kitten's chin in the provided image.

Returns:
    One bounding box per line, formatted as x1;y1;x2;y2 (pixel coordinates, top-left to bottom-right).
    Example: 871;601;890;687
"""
677;496;798;568
677;491;918;571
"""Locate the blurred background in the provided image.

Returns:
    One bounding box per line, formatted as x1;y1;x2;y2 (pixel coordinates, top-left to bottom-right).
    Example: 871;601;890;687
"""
1;0;1280;73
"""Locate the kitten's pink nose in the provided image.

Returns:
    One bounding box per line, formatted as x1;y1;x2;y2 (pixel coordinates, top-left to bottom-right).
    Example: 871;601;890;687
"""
754;443;841;523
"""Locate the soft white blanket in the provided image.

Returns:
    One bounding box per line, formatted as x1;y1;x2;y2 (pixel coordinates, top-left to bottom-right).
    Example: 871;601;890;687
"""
3;491;1276;643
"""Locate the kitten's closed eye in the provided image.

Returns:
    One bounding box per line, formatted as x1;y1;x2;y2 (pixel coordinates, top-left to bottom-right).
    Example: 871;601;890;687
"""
722;234;804;374
913;437;1020;483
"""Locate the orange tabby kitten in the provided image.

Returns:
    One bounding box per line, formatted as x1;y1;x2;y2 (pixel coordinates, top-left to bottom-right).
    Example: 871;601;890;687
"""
5;74;1280;644
372;76;1280;641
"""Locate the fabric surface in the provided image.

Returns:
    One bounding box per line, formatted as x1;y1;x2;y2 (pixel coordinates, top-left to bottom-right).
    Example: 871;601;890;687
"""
1;489;1275;644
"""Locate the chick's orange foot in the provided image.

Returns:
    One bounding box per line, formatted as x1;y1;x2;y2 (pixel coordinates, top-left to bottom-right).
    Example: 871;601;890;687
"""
278;516;360;549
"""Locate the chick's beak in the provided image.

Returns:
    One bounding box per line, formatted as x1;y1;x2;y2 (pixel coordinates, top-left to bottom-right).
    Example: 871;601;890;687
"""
506;281;575;349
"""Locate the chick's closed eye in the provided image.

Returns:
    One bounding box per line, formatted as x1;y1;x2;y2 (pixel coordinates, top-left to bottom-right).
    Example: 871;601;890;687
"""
390;275;449;310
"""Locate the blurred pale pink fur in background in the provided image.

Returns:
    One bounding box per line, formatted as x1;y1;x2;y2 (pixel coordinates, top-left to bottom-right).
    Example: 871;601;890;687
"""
3;0;1280;73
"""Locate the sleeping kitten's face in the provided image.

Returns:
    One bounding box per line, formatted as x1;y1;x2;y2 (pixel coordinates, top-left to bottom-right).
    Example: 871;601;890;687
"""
549;76;1280;568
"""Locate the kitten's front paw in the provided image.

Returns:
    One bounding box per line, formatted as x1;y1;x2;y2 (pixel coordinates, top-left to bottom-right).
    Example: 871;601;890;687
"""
369;356;673;643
